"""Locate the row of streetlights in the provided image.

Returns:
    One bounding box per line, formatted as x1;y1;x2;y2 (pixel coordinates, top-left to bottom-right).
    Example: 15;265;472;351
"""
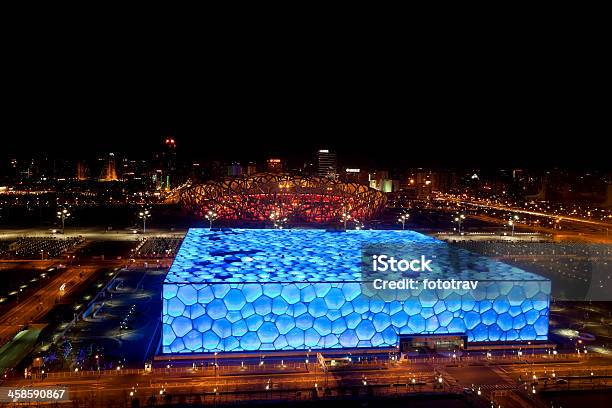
200;205;414;231
340;211;365;230
451;212;520;235
201;208;415;231
270;209;366;230
56;207;155;234
54;206;523;236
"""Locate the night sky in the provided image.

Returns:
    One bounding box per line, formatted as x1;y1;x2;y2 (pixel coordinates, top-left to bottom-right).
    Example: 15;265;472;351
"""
3;55;607;170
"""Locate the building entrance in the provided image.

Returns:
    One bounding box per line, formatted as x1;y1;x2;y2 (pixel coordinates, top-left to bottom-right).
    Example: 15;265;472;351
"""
399;334;467;352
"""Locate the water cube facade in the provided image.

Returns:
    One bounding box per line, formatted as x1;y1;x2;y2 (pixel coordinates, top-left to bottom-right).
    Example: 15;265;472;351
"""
162;229;550;353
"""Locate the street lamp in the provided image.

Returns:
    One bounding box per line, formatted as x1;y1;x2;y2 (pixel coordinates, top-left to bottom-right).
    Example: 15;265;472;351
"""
138;209;151;234
454;213;465;234
341;211;351;230
56;208;71;234
398;213;410;230
508;215;519;236
270;210;288;229
205;210;218;230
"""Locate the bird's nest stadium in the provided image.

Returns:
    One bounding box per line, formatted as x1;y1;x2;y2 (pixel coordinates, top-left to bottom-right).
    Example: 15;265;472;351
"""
179;173;386;223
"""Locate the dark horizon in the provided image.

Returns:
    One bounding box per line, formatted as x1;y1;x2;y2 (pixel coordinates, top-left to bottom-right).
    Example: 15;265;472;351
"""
3;134;610;171
4;69;609;170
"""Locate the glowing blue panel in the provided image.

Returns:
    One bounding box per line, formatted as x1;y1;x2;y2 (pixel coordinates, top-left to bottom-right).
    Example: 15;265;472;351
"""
161;229;550;353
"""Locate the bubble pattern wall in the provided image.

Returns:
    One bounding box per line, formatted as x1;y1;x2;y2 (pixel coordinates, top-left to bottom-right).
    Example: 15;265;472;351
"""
162;228;550;353
162;281;550;353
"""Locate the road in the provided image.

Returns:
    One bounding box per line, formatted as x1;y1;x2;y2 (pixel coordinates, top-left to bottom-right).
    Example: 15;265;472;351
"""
438;197;612;229
0;259;123;345
2;355;611;407
0;227;186;241
470;214;612;243
4;362;439;405
434;197;612;243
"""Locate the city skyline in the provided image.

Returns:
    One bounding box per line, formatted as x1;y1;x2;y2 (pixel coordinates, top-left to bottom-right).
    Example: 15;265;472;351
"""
3;136;611;170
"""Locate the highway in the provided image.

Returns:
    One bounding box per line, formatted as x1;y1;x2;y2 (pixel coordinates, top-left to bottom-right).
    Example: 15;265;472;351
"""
0;259;123;346
2;354;611;407
0;227;186;241
469;214;611;242
2;361;438;405
437;197;612;228
434;196;612;243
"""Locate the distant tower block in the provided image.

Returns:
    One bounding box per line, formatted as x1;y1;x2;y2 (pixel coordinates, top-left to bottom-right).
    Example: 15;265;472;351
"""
604;184;612;208
99;153;118;181
76;160;88;180
266;158;282;173
317;149;337;179
163;137;177;188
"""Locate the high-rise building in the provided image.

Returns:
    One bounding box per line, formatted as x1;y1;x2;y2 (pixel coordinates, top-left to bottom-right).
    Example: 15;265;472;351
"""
246;162;258;175
367;170;400;193
266;159;282;173
604;184;612;207
99;153;118;181
227;162;243;177
317;149;337;179
368;170;388;190
342;168;365;184
163;137;177;189
76;160;88;180
415;171;433;199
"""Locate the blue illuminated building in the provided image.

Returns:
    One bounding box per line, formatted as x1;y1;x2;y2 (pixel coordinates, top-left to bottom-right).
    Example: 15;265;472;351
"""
162;229;550;353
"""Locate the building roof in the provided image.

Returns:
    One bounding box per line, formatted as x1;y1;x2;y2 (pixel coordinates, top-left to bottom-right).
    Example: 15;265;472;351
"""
165;229;548;284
